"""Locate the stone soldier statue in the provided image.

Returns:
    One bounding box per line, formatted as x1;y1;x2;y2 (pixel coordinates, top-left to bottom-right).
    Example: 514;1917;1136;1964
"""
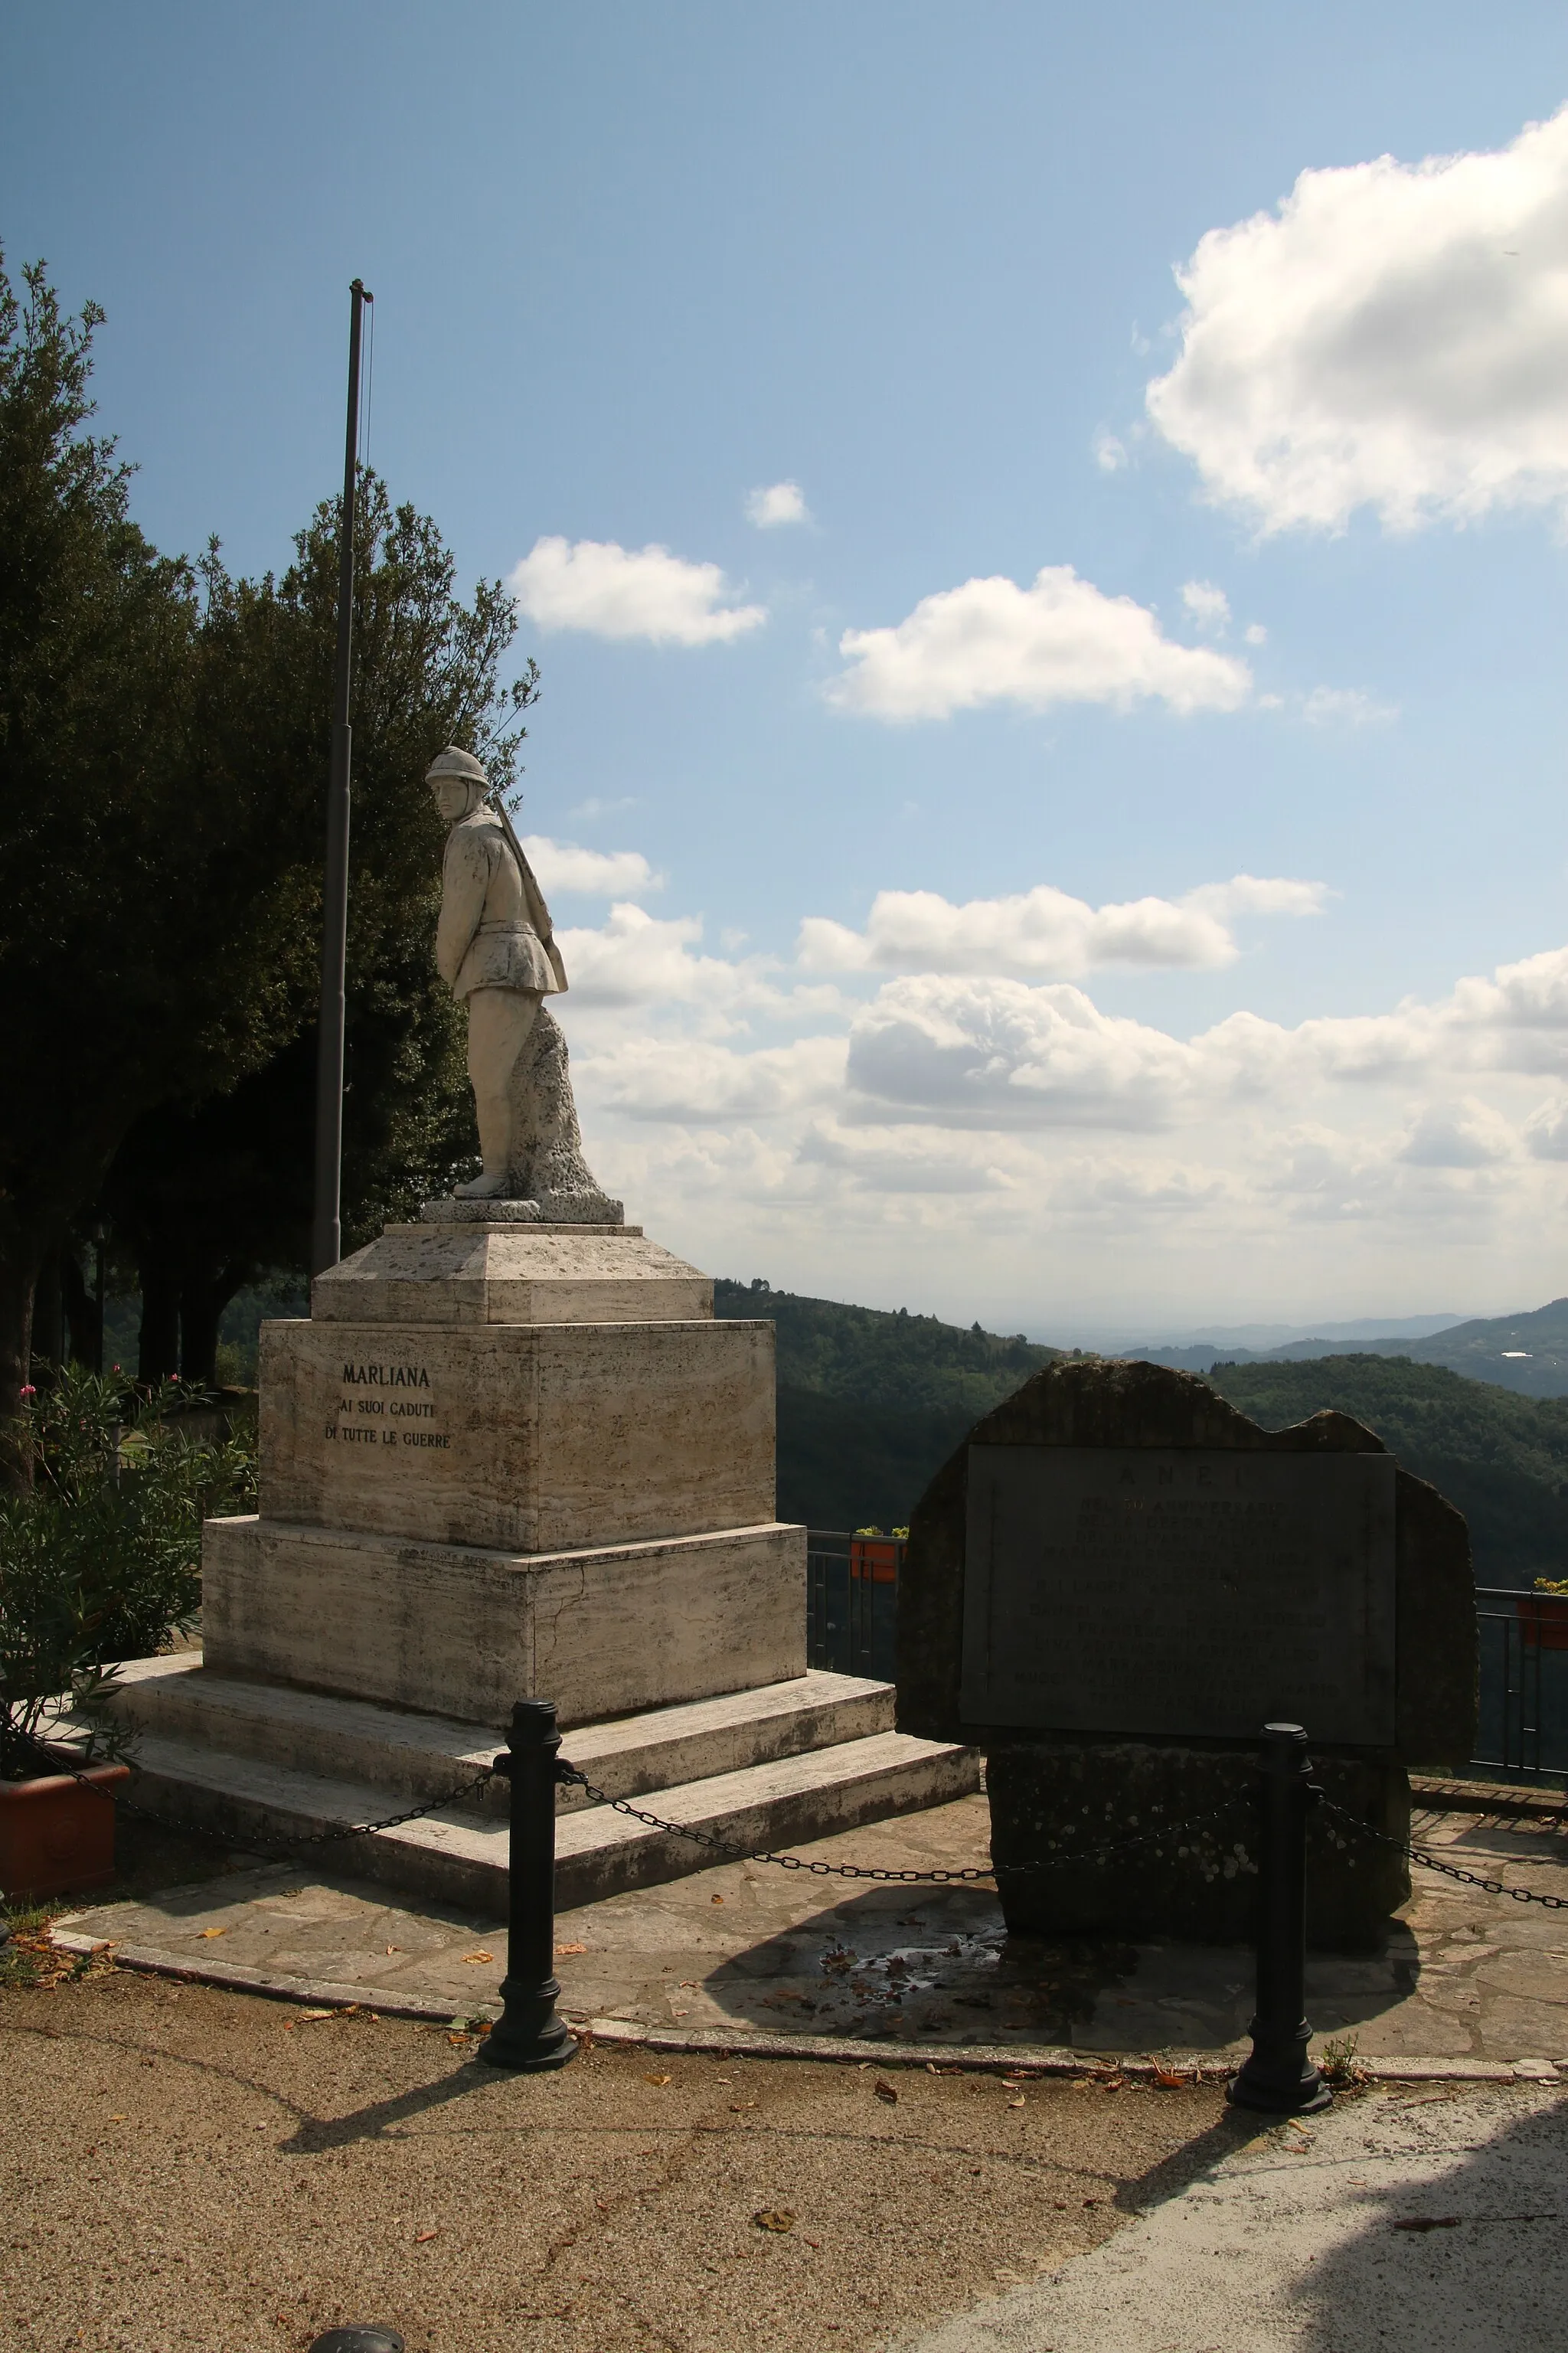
426;745;619;1219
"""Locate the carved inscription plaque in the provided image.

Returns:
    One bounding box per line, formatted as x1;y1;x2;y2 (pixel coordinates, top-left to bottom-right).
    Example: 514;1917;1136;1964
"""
960;1446;1396;1744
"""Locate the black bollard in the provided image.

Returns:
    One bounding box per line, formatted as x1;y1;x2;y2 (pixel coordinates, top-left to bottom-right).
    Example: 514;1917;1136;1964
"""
478;1697;577;2073
1227;1722;1331;2116
309;2332;403;2353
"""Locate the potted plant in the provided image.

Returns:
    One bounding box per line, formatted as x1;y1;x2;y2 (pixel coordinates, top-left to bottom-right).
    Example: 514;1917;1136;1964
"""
1;1364;253;1901
1517;1578;1568;1652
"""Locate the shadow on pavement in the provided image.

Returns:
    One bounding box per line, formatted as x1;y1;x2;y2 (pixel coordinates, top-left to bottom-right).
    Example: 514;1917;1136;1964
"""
1289;2093;1568;2351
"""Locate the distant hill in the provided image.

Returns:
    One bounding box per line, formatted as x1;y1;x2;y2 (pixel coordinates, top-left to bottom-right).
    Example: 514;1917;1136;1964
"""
1123;1297;1568;1398
1204;1355;1568;1589
713;1279;1063;1529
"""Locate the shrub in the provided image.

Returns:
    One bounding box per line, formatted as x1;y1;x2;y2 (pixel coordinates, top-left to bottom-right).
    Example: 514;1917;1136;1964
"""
0;1364;254;1774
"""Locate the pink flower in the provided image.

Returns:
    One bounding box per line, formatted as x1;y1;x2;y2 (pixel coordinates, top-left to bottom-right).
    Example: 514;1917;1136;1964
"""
20;1384;36;1397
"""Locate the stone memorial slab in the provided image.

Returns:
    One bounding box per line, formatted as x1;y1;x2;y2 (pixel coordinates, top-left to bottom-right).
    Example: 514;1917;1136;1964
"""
960;1443;1396;1745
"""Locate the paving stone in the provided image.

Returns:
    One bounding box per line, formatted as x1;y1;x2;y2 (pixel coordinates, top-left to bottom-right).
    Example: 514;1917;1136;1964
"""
53;1790;1568;2070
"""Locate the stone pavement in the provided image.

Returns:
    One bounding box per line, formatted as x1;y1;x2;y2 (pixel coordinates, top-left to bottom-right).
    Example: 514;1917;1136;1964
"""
900;2081;1568;2353
54;1792;1568;2069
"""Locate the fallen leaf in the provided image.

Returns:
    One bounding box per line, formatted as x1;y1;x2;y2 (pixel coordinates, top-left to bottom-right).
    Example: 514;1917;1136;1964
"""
462;1951;494;1965
447;2033;469;2047
1152;2067;1187;2088
874;2079;899;2105
710;1894;724;1906
416;2228;440;2243
299;2007;333;2019
1007;2096;1025;2110
753;2210;795;2233
730;2101;759;2113
672;2009;689;2018
385;1945;403;1956
1393;2216;1461;2233
198;1927;227;1941
107;2115;125;2123
555;1942;587;1956
644;2073;671;2087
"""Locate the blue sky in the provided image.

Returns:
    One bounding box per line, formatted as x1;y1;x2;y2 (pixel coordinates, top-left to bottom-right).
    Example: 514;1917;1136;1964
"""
10;2;1568;1337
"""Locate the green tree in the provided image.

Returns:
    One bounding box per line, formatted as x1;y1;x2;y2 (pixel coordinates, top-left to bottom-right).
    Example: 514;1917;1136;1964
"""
0;250;537;1438
0;253;205;1455
96;480;533;1381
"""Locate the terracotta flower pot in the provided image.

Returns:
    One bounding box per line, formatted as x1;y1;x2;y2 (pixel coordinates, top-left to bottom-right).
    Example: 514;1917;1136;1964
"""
0;1758;129;1902
1516;1596;1568;1652
849;1538;901;1587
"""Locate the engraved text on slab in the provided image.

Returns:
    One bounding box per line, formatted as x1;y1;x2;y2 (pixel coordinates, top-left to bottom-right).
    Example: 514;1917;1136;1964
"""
960;1446;1396;1744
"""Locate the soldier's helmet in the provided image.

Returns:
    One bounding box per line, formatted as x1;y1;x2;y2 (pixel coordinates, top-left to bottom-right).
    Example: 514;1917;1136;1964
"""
425;744;489;790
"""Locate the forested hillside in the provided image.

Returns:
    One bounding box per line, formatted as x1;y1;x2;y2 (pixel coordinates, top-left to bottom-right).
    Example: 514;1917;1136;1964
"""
713;1279;1061;1529
1204;1355;1568;1588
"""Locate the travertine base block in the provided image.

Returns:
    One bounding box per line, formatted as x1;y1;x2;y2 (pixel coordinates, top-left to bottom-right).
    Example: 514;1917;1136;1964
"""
312;1224;710;1327
201;1515;805;1727
258;1314;774;1552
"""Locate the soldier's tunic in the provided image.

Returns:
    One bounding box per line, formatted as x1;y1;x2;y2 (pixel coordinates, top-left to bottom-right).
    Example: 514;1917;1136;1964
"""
434;808;567;999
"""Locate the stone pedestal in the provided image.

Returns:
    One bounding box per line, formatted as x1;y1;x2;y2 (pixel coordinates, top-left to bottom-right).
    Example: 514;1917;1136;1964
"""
204;1221;802;1727
111;1213;978;1903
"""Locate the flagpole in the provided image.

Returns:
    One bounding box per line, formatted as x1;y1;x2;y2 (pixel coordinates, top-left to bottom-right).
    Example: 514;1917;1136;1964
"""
311;276;372;1279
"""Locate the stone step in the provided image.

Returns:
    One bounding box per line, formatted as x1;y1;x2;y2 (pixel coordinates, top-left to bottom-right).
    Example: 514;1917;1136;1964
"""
125;1727;981;1912
106;1655;897;1819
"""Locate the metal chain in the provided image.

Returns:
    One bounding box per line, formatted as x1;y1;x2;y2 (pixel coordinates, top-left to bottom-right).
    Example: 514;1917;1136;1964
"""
557;1766;1245;1882
1319;1794;1568;1911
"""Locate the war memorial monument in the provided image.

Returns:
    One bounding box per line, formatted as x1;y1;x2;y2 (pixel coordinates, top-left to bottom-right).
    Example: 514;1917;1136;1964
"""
105;749;975;1907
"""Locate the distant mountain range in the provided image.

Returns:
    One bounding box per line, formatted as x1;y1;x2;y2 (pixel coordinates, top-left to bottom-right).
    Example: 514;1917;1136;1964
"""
1119;1298;1568;1399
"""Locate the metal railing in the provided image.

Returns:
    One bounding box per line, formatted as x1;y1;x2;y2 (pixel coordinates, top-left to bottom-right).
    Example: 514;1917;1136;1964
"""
805;1530;903;1680
807;1547;1568;1786
1473;1586;1568;1781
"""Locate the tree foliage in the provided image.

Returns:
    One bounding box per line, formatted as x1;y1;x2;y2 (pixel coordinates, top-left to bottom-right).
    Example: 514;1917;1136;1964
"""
100;480;537;1379
0;247;538;1414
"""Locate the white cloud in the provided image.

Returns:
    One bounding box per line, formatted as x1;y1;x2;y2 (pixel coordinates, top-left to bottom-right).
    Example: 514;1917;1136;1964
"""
844;976;1201;1129
828;566;1252;721
745;480;810;528
545;853;1568;1325
798;871;1327;979
566;794;639;822
1298;686;1399;727
521;835;659;897
1525;1096;1568;1159
831;941;1568;1132
1148;106;1568;533
1181;580;1230;632
1397;1099;1516;1167
586;1034;845;1122
1243;623;1268;646
559;904;764;1012
1093;430;1128;473
509;537;766;645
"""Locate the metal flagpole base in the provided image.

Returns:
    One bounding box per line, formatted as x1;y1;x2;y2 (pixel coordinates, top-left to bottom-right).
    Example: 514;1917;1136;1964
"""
479;1976;577;2073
